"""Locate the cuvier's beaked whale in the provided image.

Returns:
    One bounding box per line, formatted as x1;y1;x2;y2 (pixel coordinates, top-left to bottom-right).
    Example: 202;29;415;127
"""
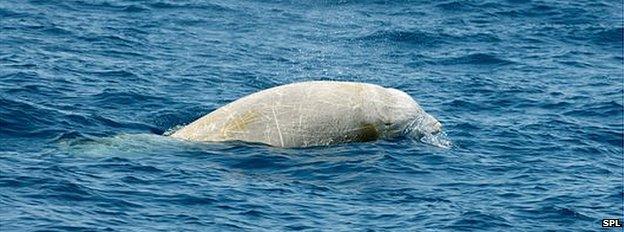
170;81;442;148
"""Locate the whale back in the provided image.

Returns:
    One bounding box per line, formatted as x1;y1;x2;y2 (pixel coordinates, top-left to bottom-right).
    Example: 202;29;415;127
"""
170;81;440;147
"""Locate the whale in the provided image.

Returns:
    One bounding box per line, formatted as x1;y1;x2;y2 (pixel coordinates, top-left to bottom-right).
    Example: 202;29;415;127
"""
169;81;442;148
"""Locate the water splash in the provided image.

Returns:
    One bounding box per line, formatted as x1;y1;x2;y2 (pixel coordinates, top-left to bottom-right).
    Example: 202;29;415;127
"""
163;125;185;136
419;132;452;149
403;114;451;148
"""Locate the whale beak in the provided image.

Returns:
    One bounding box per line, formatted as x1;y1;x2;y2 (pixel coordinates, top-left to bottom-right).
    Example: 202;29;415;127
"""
429;121;442;135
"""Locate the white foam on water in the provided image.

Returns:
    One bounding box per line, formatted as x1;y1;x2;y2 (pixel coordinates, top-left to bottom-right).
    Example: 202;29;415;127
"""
419;132;452;149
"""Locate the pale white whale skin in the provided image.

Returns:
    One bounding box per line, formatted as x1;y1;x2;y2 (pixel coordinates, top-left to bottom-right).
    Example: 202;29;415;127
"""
170;81;442;148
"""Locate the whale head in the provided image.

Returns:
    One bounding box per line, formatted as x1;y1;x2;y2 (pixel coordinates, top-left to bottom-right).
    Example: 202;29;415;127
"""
377;88;442;139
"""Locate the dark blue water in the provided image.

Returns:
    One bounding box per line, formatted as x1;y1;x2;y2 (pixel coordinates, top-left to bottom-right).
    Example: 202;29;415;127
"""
1;0;622;231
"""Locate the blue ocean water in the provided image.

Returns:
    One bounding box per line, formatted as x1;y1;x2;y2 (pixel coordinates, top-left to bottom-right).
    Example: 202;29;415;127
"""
0;0;622;231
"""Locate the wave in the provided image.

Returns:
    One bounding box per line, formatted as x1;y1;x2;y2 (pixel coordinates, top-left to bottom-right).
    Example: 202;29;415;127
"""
357;30;446;46
438;53;514;66
593;27;624;45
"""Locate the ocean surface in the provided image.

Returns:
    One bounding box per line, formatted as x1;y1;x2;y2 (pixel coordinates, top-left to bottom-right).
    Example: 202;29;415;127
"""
1;0;622;231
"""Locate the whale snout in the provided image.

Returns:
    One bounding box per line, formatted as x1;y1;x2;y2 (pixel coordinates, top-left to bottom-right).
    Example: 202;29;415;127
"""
420;112;442;135
429;120;442;135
